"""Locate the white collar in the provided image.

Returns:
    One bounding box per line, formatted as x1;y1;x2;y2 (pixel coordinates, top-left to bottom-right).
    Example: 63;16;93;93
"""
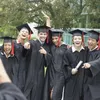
3;52;11;58
72;45;84;52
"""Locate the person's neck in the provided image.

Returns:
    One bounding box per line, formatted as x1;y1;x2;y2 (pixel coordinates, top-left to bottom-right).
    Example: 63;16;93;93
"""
89;45;98;51
59;41;62;46
55;41;62;47
74;45;82;51
4;52;11;58
38;39;45;44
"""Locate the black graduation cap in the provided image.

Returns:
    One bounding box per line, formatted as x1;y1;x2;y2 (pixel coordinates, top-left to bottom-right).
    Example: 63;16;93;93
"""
16;23;33;34
49;28;64;36
69;29;87;36
88;30;100;41
34;25;50;33
0;36;16;43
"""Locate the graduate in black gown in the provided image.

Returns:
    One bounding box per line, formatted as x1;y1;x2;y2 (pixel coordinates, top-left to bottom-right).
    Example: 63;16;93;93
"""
83;30;100;100
63;29;88;100
0;36;19;86
47;29;74;100
15;24;33;92
23;25;51;100
0;58;27;100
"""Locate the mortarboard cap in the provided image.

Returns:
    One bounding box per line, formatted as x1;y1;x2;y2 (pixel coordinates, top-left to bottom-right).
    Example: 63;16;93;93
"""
34;25;50;33
0;36;16;43
69;29;87;36
16;23;33;34
49;28;64;36
88;30;100;41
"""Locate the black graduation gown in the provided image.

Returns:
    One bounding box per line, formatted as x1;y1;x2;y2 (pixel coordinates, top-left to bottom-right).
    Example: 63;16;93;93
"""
64;47;88;100
23;40;51;100
49;44;66;87
14;41;26;92
0;83;27;100
84;48;100;100
49;44;66;100
0;53;19;86
48;44;74;100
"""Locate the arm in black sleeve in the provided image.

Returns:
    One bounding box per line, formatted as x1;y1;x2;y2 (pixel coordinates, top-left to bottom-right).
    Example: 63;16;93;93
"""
63;50;74;80
45;52;52;67
89;57;100;77
44;46;52;67
22;40;35;57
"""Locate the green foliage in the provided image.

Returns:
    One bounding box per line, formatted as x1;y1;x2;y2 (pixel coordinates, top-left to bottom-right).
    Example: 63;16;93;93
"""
0;0;100;37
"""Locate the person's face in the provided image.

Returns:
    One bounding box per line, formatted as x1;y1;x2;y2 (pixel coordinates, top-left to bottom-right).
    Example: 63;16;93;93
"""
38;32;47;42
73;36;82;47
52;36;61;46
4;42;12;55
87;37;97;50
19;28;29;39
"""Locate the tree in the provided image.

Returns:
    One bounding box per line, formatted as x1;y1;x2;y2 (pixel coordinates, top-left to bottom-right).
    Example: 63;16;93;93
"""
0;0;100;36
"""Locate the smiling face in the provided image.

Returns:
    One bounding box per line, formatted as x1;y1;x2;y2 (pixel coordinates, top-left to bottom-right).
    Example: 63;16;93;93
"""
72;36;83;47
87;37;97;50
4;42;12;55
38;32;47;42
19;28;29;39
52;35;61;46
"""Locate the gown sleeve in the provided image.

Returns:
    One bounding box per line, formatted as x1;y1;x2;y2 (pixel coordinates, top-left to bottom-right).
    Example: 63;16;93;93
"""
63;50;75;80
89;57;100;77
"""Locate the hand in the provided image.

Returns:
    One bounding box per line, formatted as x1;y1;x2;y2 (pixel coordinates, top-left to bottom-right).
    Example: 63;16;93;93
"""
41;11;51;27
71;68;78;75
39;47;47;55
24;42;30;49
82;63;91;69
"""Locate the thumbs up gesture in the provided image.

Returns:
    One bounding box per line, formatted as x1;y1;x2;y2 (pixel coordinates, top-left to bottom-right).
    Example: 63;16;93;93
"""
39;46;47;55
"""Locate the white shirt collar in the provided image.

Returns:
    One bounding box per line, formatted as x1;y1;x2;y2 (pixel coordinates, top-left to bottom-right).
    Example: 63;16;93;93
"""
72;45;84;52
4;52;11;58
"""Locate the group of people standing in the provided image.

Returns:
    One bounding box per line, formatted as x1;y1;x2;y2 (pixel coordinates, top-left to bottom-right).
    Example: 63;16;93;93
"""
0;17;100;100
